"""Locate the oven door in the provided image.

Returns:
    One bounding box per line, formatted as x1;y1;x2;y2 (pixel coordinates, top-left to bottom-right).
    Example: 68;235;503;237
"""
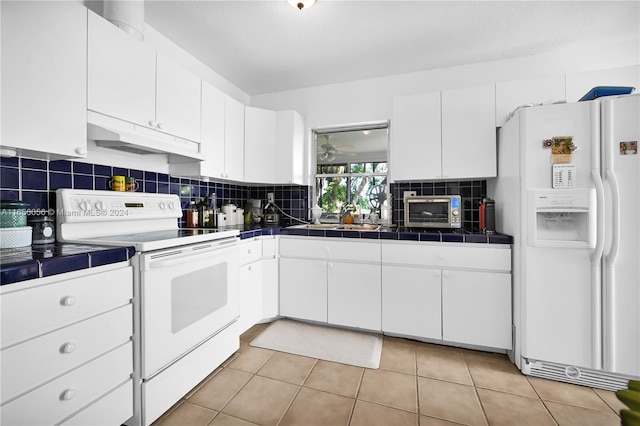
139;237;239;378
405;198;453;227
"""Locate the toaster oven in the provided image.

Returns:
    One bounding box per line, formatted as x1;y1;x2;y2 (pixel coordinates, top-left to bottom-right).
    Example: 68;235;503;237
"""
404;195;462;228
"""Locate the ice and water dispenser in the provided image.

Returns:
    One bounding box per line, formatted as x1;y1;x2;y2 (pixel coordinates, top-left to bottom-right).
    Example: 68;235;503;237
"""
527;189;595;248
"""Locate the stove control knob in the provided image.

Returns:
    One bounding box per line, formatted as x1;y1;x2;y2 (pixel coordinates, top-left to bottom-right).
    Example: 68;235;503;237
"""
168;202;176;210
95;201;106;211
452;210;459;216
79;200;91;211
159;202;166;210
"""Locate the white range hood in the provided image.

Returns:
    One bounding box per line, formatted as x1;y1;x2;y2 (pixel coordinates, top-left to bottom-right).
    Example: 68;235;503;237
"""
87;111;205;163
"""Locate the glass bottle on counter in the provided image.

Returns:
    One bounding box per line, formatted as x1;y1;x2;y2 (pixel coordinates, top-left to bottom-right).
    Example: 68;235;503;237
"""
186;201;199;228
198;196;214;228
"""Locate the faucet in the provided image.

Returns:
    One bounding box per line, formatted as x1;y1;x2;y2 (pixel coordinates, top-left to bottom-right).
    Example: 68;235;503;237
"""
339;204;356;224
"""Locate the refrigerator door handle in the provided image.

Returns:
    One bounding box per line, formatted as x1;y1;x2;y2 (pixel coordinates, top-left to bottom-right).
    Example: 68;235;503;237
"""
604;169;621;266
591;170;605;263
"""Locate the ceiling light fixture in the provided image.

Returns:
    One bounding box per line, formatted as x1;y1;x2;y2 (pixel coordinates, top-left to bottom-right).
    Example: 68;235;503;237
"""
287;0;316;10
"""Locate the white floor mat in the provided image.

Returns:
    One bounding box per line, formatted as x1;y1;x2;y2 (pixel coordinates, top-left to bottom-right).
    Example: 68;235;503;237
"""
250;319;382;369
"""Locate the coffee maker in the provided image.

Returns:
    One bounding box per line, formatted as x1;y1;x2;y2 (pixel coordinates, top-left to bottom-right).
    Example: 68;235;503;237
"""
263;201;281;225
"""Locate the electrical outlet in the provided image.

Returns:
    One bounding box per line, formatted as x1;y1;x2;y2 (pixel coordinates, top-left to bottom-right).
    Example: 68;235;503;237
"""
267;193;275;203
404;191;417;200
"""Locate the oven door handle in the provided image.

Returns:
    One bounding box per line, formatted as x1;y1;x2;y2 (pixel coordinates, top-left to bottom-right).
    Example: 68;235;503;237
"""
146;241;238;270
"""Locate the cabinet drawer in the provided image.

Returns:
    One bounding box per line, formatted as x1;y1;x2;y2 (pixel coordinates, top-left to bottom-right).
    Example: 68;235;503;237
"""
382;242;510;271
280;237;381;263
1;304;132;403
61;379;133;426
280;237;329;259
1;266;133;348
239;239;262;265
262;237;277;258
0;341;132;426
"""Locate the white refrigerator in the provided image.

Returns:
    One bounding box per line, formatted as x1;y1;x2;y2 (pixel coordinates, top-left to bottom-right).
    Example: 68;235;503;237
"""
490;94;639;390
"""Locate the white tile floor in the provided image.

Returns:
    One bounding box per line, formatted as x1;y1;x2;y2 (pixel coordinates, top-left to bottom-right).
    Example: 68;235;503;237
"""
152;323;626;426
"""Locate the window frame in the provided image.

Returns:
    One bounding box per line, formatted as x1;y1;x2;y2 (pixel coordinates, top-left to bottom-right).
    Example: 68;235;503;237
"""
312;121;390;215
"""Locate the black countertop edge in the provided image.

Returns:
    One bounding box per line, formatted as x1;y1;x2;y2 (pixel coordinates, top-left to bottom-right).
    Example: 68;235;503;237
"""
1;244;134;286
236;225;513;244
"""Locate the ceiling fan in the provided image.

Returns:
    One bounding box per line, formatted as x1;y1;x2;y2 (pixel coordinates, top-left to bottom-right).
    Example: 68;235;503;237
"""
317;135;354;161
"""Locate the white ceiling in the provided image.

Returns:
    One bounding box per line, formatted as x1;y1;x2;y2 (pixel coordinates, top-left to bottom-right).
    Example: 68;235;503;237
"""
143;1;640;96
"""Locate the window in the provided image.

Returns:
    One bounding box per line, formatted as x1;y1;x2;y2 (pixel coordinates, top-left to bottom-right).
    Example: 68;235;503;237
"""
314;123;389;217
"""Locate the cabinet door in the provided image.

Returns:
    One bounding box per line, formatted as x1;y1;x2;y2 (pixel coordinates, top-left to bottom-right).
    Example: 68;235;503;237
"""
279;258;327;322
391;92;442;181
2;1;87;158
199;81;226;178
238;261;263;335
244;107;276;183
442;270;512;349
87;11;156;129
441;84;497;179
155;55;202;142
382;265;441;340
224;96;245;181
495;76;565;127
327;261;381;331
262;258;279;320
275;110;305;185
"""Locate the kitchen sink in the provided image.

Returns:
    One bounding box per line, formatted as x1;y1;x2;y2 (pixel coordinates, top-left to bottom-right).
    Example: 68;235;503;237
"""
335;224;381;231
301;223;339;229
288;223;381;231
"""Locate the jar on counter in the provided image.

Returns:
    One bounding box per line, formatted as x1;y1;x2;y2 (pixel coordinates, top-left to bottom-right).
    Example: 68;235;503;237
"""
186;201;199;228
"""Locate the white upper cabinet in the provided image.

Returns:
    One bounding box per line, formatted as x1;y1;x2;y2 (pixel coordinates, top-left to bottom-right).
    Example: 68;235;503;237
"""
172;81;225;178
391;84;496;181
87;10;156;129
275;111;305;185
155;55;202;143
199;81;226;178
87;11;201;143
495;75;566;127
224;96;245;181
1;1;87;159
391;92;442;181
243;107;306;184
441;84;496;179
565;65;640;102
244;107;276;183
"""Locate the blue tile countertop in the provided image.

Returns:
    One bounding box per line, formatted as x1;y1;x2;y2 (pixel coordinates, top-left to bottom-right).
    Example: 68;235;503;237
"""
237;224;513;244
0;244;135;286
2;226;511;286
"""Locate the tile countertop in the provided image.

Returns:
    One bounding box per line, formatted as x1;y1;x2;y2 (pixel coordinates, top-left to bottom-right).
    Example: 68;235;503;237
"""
0;244;135;286
237;224;513;244
1;225;512;286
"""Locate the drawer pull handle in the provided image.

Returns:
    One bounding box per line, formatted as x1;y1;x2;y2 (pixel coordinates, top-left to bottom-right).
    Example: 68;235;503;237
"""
60;389;76;401
60;343;77;354
60;296;77;306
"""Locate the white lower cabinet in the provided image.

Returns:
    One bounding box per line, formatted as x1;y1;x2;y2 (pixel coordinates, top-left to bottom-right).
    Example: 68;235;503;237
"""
279;257;328;322
238;236;280;334
239;260;263;335
278;237;512;350
279;237;381;329
381;265;442;340
442;270;512;349
328;261;381;331
0;264;134;426
381;241;512;350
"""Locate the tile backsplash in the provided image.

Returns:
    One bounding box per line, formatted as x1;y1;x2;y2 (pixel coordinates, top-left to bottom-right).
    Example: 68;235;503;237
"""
0;157;310;226
390;180;487;230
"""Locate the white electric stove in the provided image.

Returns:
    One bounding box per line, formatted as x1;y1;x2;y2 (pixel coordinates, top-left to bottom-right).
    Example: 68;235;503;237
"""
56;189;241;426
